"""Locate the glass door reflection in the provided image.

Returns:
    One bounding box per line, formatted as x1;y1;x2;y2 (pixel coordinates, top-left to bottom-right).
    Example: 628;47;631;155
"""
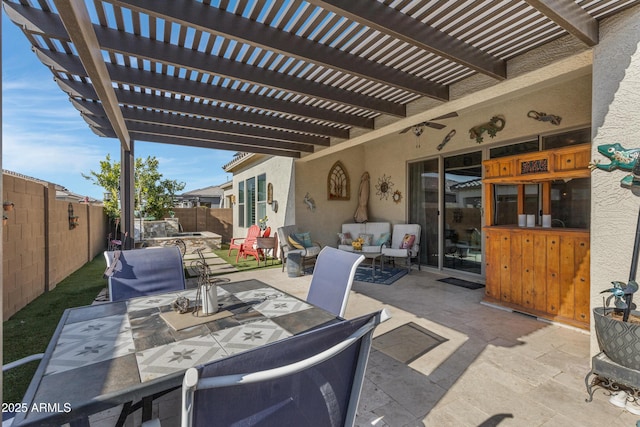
443;152;482;274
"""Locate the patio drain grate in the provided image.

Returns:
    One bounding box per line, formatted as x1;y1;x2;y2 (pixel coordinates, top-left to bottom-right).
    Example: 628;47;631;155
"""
373;322;448;364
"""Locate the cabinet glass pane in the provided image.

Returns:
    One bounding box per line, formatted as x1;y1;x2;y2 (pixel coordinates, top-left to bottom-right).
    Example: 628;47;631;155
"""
493;185;518;225
524;184;539;223
550;178;590;229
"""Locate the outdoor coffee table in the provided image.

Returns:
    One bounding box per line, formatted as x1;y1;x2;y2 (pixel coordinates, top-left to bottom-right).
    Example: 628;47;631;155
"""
357;251;383;279
11;279;339;427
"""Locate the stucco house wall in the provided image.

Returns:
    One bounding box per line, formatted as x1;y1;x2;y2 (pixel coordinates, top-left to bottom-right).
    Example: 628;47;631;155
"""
295;74;592;247
230;155;295;247
590;6;640;356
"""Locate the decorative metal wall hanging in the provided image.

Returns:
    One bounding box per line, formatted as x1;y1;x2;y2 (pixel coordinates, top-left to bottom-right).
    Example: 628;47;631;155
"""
437;130;456;151
375;174;394;200
469;115;505;143
527;110;562;125
327;161;350;200
303;193;316;211
399;112;458;149
392;190;402;204
590;143;640;188
267;183;273;204
68;203;79;229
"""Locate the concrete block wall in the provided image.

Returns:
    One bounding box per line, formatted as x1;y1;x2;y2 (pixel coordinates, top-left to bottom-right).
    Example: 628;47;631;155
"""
3;173;108;320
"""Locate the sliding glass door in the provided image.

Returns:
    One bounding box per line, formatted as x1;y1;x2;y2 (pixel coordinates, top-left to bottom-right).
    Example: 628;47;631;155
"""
408;158;439;268
408;151;483;275
443;152;482;274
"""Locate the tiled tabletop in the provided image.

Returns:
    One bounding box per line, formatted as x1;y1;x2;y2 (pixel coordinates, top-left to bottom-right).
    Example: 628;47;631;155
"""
14;279;337;427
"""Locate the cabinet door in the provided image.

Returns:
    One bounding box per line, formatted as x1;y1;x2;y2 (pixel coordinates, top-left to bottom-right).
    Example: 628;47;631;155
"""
521;232;535;309
508;233;523;305
532;234;548;312
573;237;590;324
558;236;576;319
545;235;560;315
484;230;502;300
500;232;512;302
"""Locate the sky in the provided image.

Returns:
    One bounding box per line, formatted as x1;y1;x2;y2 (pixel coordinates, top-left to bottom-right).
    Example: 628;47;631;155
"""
2;12;236;201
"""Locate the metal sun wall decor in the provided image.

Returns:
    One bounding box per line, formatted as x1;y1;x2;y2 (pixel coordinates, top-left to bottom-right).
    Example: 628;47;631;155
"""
469;115;505;143
527;110;562;125
590;143;640;188
392;190;402;204
375;174;394;200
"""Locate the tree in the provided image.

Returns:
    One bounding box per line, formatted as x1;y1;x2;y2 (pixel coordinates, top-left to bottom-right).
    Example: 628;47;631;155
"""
83;154;186;221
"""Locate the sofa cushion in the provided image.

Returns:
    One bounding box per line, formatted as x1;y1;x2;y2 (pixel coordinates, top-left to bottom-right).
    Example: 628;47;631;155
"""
375;232;391;246
337;232;353;245
294;232;314;248
288;234;305;249
400;234;416;249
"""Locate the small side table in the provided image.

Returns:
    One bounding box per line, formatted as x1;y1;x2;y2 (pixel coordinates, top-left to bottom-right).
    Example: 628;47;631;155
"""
256;236;277;266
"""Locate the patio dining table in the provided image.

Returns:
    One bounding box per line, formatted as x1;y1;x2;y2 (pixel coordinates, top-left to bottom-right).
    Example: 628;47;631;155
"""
11;279;339;427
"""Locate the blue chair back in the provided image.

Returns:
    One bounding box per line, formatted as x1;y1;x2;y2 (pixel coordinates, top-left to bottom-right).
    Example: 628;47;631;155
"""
104;247;186;302
186;311;385;427
306;247;364;317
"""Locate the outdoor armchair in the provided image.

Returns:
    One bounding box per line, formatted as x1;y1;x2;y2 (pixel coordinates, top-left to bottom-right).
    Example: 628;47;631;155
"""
237;226;271;263
228;225;261;262
307;246;365;317
104;246;187;302
381;224;421;272
142;310;390;427
277;225;322;273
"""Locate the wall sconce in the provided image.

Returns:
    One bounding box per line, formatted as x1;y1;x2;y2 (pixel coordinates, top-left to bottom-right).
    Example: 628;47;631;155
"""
68;203;79;230
3;201;14;226
3;201;15;211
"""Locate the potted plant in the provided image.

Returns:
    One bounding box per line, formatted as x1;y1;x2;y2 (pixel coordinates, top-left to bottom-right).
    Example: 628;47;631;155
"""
3;201;14;211
593;191;640;370
593;279;640;370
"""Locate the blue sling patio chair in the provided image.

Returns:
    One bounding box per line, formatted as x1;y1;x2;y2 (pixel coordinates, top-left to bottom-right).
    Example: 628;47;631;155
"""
306;246;365;317
143;309;390;427
104;246;187;302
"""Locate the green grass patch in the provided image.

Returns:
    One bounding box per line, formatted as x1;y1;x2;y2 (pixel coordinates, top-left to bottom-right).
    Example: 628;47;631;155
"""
212;243;281;273
3;255;108;403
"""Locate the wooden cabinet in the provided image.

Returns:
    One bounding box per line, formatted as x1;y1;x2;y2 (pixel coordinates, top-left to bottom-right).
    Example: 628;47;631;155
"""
484;227;590;328
482;143;591;329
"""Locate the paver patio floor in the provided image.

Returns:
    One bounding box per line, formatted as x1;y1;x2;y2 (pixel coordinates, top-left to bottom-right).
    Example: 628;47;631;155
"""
90;264;639;427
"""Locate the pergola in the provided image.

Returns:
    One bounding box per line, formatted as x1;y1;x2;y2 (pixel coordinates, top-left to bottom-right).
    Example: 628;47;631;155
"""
4;0;636;245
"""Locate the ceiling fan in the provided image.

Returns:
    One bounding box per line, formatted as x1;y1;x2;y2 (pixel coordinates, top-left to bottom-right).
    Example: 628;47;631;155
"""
400;112;459;136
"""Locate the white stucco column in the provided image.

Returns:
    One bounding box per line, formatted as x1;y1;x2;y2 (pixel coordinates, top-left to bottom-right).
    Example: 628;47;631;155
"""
590;5;640;356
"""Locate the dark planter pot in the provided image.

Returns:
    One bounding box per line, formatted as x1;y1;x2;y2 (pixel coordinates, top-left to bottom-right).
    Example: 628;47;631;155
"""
593;307;640;370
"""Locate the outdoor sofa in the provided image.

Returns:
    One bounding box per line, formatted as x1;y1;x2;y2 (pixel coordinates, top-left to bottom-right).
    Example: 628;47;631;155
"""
337;222;391;253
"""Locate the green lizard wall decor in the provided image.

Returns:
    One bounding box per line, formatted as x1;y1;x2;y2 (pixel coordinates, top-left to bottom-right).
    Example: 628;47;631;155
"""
590;143;640;188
